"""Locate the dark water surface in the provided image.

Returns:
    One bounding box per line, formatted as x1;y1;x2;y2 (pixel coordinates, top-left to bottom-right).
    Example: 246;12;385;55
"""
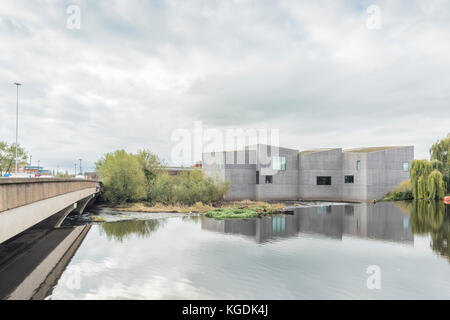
2;201;450;299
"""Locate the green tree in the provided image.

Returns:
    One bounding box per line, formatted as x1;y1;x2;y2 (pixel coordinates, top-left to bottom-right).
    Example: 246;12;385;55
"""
427;170;445;200
430;133;450;166
96;150;146;204
410;160;432;199
430;133;450;193
136;149;164;184
0;141;28;174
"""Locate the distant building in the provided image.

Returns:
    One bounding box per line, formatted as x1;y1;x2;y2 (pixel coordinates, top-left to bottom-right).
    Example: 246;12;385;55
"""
23;166;51;177
202;144;414;202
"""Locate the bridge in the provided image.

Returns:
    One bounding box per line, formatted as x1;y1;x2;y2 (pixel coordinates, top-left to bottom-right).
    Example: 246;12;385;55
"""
0;178;101;244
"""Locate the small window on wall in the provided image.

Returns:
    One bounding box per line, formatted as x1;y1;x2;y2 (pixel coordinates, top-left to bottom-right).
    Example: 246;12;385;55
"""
317;176;331;185
403;162;409;172
345;175;354;183
356;160;361;171
265;176;273;184
272;156;286;171
256;171;260;184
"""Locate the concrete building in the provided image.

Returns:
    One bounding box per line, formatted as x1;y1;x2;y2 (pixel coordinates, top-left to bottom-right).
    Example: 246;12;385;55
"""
202;144;413;202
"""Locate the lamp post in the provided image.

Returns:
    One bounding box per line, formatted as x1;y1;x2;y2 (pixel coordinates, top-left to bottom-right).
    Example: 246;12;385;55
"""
74;163;77;177
14;83;21;173
29;155;32;166
79;158;82;175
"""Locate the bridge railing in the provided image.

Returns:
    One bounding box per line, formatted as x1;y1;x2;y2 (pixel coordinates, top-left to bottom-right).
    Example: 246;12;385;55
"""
0;178;101;213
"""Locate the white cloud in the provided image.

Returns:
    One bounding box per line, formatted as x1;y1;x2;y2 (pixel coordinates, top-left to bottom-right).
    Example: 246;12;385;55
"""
0;0;449;171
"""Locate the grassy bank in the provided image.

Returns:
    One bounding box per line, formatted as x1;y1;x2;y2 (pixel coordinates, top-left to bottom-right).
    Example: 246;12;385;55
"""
115;200;286;218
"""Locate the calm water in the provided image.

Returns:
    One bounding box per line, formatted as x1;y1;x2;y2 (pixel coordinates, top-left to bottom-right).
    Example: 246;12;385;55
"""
32;202;450;299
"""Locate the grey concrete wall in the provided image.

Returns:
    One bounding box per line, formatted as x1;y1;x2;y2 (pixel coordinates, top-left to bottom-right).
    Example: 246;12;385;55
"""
365;147;413;200
342;152;368;201
256;145;299;201
299;149;343;201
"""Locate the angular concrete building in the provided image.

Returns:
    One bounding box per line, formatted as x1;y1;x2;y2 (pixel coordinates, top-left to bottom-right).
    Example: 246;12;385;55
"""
202;144;413;202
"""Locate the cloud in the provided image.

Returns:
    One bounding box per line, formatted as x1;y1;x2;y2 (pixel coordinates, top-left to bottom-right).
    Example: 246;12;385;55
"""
0;0;449;171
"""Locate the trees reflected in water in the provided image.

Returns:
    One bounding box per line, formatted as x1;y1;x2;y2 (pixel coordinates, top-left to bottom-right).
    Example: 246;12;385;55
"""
100;219;166;242
410;201;449;262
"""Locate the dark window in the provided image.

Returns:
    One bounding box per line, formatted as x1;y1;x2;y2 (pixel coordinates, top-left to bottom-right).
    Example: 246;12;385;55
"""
317;176;331;185
256;171;260;184
265;176;273;184
345;175;354;183
356;160;361;171
344;205;354;216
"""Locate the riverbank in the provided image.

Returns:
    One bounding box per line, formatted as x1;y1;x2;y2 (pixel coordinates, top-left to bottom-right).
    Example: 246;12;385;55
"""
114;200;286;217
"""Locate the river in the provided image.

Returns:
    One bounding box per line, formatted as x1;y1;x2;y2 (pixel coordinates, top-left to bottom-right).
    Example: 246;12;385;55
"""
1;201;449;299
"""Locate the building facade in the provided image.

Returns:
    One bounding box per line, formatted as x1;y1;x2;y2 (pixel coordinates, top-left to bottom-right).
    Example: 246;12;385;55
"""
202;144;414;202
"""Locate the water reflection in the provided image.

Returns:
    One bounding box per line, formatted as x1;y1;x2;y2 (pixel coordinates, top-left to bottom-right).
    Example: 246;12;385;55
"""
410;201;449;262
202;202;418;245
0;226;91;300
2;201;449;300
100;219;166;242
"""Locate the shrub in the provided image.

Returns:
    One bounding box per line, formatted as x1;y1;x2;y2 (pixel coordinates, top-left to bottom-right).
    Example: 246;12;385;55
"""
96;150;147;204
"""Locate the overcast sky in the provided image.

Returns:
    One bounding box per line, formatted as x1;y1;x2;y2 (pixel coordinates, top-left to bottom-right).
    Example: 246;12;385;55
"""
1;0;449;172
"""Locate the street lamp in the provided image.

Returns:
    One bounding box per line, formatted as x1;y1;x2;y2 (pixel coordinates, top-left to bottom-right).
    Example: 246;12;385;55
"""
29;155;32;166
14;83;21;173
79;158;82;175
74;163;77;176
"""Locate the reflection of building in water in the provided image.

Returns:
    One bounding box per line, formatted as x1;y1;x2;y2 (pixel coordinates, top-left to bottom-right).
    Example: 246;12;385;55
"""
202;203;414;244
0;225;90;300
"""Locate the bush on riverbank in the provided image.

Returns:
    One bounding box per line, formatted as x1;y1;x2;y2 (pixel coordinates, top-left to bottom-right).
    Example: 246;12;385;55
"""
147;170;230;205
96;149;229;205
382;180;413;201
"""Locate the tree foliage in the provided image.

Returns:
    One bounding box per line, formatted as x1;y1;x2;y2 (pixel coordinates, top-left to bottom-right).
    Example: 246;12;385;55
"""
429;133;450;193
96;149;230;205
96;150;147;204
147;169;230;205
0;141;28;174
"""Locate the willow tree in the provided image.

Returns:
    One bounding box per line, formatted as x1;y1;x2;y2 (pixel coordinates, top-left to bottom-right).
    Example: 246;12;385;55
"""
427;170;445;200
430;133;450;166
410;160;432;199
430;133;450;193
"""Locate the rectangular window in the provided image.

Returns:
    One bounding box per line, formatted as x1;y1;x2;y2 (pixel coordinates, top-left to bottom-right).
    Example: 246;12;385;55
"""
256;171;260;184
403;162;409;172
356;160;361;171
272;156;286;171
265;175;273;184
317;176;331;185
345;175;354;183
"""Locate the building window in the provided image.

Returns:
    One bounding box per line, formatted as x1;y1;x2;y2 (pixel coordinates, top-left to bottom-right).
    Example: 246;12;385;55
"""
317;176;331;185
272;156;286;171
345;175;354;183
356;160;361;171
265;175;273;184
256;171;260;184
403;162;409;172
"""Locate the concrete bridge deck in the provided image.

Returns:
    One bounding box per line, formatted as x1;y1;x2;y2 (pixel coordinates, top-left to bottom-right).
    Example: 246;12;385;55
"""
0;178;101;244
